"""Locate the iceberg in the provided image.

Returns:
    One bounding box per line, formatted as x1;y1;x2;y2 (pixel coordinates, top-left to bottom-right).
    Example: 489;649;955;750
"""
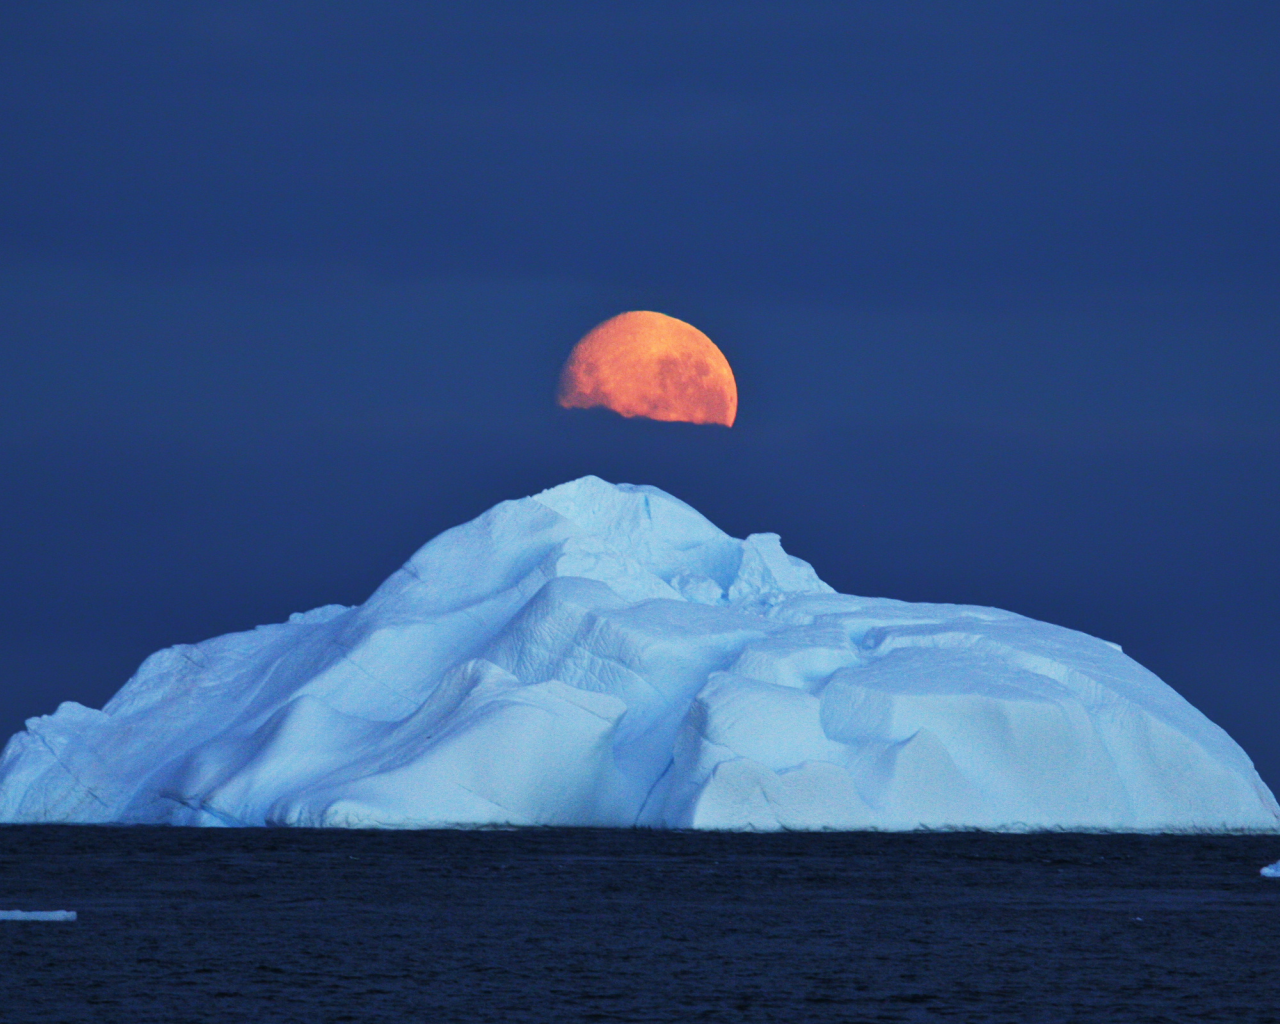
1262;861;1280;878
1;476;1276;831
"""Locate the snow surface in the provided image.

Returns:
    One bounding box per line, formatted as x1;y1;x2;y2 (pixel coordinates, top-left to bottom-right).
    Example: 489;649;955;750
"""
0;476;1276;831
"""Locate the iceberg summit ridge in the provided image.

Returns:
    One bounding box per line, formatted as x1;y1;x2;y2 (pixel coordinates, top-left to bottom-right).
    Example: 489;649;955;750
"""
1;475;1276;831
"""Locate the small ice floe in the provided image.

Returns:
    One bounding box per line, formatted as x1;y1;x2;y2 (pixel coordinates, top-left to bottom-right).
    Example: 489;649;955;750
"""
0;910;76;921
1261;861;1280;879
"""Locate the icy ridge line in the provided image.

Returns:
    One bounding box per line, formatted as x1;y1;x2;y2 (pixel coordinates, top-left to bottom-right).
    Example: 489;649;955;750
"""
0;476;1276;832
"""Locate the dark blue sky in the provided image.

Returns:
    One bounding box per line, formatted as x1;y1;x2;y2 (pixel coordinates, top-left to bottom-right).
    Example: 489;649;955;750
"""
2;3;1278;788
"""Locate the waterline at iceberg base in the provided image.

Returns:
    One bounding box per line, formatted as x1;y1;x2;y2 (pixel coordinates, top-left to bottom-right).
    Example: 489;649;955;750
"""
1;477;1276;832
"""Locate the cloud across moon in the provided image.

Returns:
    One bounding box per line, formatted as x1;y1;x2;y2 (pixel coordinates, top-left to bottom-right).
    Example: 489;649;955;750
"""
556;311;738;426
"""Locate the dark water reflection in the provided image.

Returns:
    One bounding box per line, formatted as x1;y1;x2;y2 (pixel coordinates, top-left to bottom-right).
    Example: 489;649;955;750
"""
0;826;1277;1023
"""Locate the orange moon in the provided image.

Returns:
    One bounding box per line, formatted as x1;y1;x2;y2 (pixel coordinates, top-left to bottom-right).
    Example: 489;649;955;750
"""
556;311;737;426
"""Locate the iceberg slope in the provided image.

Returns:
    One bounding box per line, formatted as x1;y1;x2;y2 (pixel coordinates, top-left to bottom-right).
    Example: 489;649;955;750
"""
1;476;1275;831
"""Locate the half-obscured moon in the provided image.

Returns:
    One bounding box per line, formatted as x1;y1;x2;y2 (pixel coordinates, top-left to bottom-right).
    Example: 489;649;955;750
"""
556;311;737;426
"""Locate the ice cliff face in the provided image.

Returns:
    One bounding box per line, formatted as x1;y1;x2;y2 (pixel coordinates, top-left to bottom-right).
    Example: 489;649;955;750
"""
1;476;1276;831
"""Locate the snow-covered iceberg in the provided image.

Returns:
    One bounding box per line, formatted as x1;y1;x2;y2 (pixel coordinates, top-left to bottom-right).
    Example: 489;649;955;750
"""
1;477;1276;831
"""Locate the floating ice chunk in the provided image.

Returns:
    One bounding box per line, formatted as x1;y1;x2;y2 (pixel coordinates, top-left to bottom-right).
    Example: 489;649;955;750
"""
1261;861;1280;878
0;910;76;921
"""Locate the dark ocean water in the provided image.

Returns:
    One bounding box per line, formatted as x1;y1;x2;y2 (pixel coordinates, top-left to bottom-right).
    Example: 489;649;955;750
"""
0;827;1277;1023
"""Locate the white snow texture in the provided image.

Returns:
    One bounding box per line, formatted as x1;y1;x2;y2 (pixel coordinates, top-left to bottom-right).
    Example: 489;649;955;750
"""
1;477;1276;832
